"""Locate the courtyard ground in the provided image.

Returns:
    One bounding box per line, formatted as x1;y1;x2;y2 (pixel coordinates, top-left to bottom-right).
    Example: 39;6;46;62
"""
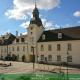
0;60;80;74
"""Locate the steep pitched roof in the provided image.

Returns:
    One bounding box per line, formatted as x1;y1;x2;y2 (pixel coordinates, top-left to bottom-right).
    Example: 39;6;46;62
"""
53;26;80;38
38;26;80;42
0;33;16;45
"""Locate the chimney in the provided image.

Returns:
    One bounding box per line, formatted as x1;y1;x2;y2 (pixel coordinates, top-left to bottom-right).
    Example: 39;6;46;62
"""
20;33;22;36
16;31;18;37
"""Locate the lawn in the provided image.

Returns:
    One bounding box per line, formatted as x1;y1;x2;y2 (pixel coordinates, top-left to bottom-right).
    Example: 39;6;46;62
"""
0;73;80;80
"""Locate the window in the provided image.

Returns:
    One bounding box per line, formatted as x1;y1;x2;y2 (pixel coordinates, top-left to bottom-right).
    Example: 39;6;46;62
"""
31;27;33;30
31;32;33;34
21;38;25;42
42;34;45;40
48;45;52;51
68;43;72;51
57;44;61;51
16;38;19;42
17;46;19;51
48;55;52;61
23;46;25;51
67;56;72;62
5;48;6;53
57;55;61;61
58;33;62;39
12;46;14;51
9;47;11;51
41;55;44;61
31;46;34;52
41;45;44;51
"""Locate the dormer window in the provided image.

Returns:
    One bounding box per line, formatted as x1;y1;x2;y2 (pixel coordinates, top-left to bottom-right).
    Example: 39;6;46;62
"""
42;34;45;40
58;33;62;39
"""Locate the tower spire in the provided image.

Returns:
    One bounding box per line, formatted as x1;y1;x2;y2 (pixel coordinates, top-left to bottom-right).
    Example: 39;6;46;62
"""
32;0;39;18
30;0;42;26
35;0;37;8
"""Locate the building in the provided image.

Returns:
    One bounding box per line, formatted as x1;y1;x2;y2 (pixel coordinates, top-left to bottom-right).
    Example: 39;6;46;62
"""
0;5;80;66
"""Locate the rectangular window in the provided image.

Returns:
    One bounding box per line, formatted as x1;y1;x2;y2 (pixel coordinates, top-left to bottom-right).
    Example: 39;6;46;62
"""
67;56;72;62
57;55;61;61
21;38;25;42
42;35;45;40
23;46;25;51
12;46;14;51
41;55;44;61
16;38;19;42
48;45;52;51
68;43;72;51
31;46;34;52
48;55;52;61
41;45;44;51
57;44;61;51
17;46;19;51
9;47;11;51
5;48;6;53
58;33;62;39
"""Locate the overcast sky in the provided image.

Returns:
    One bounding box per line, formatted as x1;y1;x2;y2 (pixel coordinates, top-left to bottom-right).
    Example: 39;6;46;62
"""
0;0;80;35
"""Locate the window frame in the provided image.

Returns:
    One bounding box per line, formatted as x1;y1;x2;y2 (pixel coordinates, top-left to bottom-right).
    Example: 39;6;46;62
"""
57;44;61;51
57;55;61;62
68;43;72;51
48;44;52;51
67;56;72;62
41;55;44;61
16;38;19;43
48;55;52;61
41;45;44;51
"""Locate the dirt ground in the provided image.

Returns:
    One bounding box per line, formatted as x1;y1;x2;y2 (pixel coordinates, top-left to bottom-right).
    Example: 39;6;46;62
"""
0;60;80;74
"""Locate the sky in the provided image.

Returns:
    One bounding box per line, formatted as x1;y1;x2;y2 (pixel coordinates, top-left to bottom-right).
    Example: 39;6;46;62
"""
0;0;80;35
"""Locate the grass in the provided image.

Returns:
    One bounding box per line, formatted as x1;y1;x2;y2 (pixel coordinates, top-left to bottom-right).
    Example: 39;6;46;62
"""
0;73;80;80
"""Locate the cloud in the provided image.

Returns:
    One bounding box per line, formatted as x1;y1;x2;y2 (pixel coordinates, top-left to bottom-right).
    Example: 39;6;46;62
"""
2;29;11;35
20;18;60;30
22;32;27;35
20;21;30;28
42;19;54;30
73;11;80;17
20;18;55;30
5;0;60;20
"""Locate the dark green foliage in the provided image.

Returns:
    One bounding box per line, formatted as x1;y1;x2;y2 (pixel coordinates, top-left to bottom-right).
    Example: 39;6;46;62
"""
16;75;31;80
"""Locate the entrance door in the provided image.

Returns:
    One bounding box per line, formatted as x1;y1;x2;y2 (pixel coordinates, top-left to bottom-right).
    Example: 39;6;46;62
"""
29;55;35;62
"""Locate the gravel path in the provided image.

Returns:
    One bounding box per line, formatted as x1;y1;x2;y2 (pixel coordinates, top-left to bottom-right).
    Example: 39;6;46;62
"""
0;61;80;74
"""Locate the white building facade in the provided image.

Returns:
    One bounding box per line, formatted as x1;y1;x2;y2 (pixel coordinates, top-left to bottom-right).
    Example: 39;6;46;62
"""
0;5;80;66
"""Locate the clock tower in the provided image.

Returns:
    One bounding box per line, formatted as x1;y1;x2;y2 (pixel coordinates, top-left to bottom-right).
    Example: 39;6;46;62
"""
27;4;44;44
27;3;44;62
